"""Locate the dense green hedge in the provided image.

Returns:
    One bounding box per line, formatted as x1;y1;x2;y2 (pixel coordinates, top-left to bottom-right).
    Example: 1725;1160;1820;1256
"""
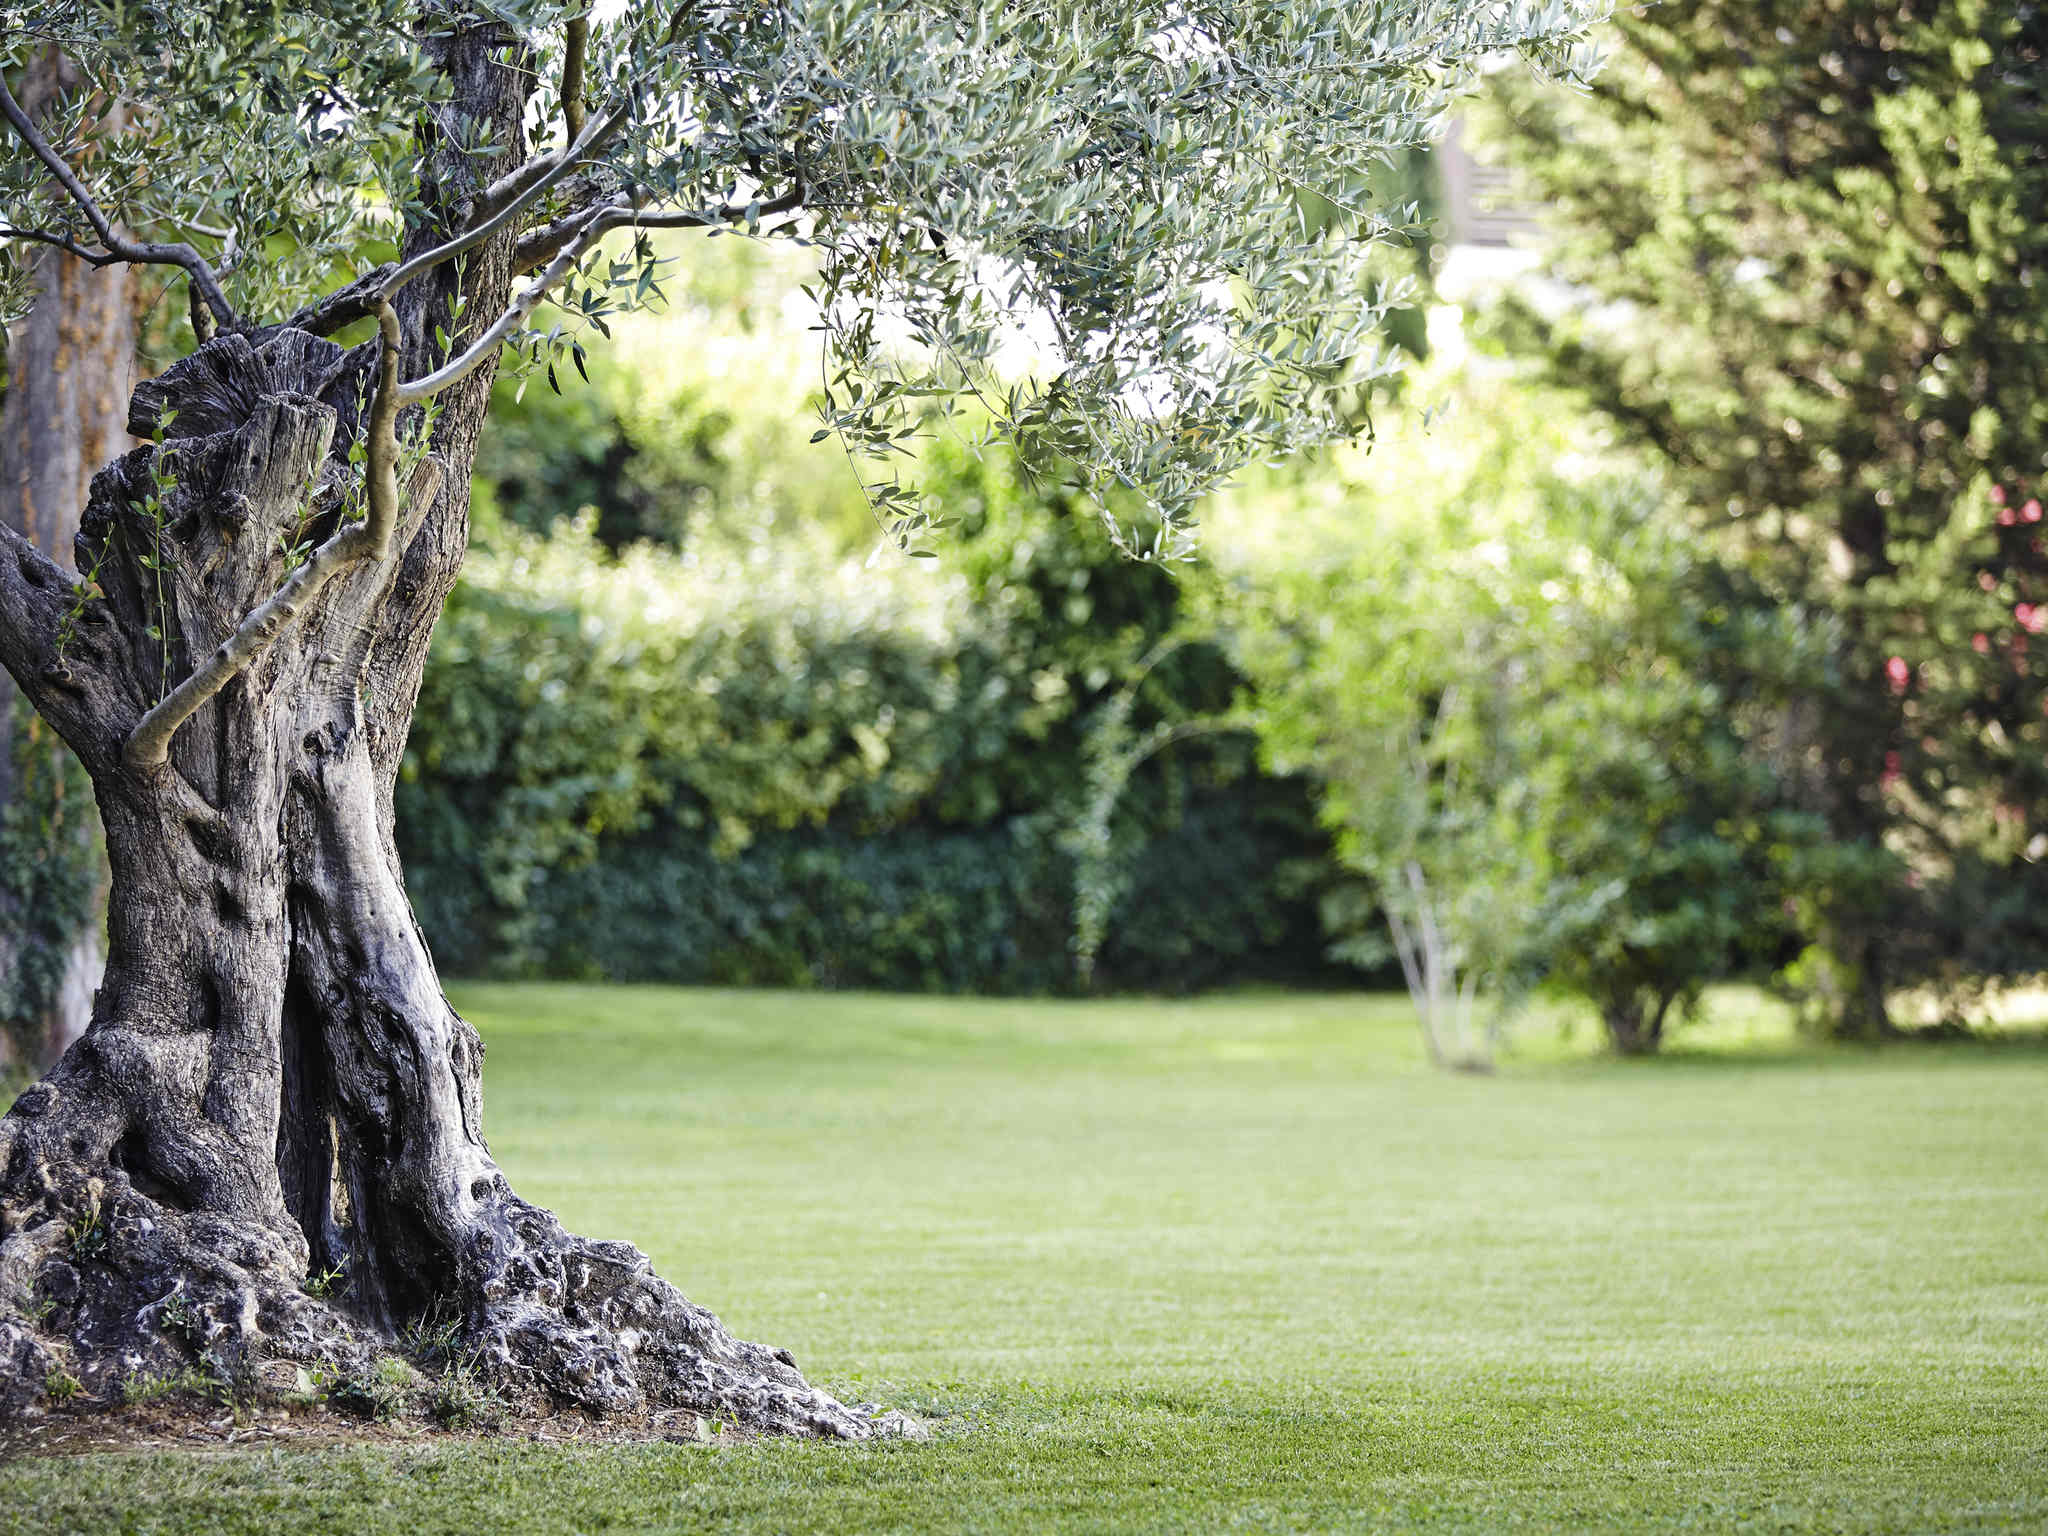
398;442;1346;994
411;785;1340;994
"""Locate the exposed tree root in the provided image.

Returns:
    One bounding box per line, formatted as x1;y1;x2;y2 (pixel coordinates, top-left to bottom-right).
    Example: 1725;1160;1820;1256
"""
0;1152;916;1438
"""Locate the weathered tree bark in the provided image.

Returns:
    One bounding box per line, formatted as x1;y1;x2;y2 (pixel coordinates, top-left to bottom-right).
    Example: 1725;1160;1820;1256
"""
0;25;908;1439
0;48;133;1068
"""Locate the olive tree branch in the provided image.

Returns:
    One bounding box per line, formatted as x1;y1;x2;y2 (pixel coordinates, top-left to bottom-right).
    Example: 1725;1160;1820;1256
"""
269;95;626;333
511;182;804;273
0;223;121;264
276;264;398;337
455;91;634;243
395;213;613;402
562;9;590;141
0;69;241;333
374;93;634;310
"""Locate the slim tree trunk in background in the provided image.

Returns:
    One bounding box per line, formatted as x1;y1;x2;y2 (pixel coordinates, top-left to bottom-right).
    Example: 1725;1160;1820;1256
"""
0;50;132;1069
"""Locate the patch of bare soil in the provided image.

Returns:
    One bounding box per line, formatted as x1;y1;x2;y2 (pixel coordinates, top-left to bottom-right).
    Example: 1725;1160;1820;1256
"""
0;1392;737;1463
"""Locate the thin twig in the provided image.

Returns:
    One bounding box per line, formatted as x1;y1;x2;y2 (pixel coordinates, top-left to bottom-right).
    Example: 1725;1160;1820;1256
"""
459;85;633;242
379;96;633;304
511;182;803;273
0;70;240;332
396;222;606;403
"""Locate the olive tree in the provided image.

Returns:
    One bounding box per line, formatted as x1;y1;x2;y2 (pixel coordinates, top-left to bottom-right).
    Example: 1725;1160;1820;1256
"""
0;0;1599;1430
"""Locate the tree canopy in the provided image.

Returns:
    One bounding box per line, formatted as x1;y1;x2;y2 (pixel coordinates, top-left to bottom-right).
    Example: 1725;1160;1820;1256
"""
4;0;1604;553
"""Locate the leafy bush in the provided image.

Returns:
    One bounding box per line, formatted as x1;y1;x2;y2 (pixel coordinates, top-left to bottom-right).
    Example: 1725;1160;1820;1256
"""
1226;344;1859;1055
0;711;99;1065
402;447;1341;994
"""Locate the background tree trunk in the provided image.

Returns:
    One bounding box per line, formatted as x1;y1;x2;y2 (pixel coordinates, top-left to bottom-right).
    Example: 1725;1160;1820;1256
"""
0;49;134;1071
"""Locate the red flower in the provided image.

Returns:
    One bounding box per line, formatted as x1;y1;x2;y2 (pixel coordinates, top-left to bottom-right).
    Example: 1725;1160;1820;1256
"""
1980;571;1999;592
1880;751;1902;791
2020;604;2047;635
2026;499;2044;523
1992;485;2009;506
1973;632;1991;654
2000;507;2018;526
1886;655;1911;693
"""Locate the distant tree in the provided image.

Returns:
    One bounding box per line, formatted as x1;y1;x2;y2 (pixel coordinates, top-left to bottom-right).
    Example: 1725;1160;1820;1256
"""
1517;490;1853;1056
0;1;1601;1428
1480;1;2048;1036
1234;372;1572;1072
0;48;135;1070
1231;348;1858;1061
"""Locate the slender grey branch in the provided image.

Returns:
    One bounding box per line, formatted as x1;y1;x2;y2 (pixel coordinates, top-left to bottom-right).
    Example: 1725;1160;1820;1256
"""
512;183;804;273
0;70;241;332
124;305;412;771
396;219;607;403
508;201;613;275
473;0;700;228
416;185;805;398
382;95;634;301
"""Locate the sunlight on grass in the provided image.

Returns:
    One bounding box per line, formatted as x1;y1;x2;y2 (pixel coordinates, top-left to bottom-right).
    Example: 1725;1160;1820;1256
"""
4;985;2044;1534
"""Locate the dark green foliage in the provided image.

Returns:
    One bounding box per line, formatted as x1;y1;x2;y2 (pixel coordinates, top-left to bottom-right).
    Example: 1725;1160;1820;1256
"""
1092;784;1343;993
474;382;668;552
416;788;1339;995
1519;495;1863;1054
411;817;1062;991
0;707;98;1064
1481;1;2048;1032
401;438;1340;995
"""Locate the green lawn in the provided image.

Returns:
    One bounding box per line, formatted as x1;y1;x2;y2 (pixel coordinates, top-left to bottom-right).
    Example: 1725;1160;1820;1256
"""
5;986;2046;1533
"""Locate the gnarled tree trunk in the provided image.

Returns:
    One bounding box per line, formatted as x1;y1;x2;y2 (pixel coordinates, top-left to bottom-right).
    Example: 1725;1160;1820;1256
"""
0;26;905;1440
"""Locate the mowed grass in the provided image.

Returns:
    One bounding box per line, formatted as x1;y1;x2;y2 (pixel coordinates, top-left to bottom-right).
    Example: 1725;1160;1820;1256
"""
5;986;2046;1533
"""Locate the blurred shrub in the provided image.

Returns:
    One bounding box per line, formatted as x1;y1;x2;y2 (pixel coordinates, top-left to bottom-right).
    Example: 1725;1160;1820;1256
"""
472;239;878;554
1223;346;1859;1055
402;442;1343;993
1476;2;2048;1034
0;712;98;1066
